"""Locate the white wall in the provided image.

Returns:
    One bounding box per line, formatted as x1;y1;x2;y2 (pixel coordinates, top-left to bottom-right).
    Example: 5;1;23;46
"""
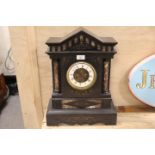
0;26;15;75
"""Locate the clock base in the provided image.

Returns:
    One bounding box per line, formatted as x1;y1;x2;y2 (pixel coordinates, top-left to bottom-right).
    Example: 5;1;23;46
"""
46;99;117;126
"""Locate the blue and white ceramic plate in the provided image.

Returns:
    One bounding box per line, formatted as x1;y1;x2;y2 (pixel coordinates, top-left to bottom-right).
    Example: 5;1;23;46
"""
129;54;155;107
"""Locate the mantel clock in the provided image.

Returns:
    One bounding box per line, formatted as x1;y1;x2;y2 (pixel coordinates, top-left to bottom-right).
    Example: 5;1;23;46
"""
46;27;118;125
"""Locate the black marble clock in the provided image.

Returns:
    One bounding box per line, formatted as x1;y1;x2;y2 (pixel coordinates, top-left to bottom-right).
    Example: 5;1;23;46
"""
46;27;118;125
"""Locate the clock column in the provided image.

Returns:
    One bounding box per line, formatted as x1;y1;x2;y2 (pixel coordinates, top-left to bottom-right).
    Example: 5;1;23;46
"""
103;59;111;94
52;59;60;93
52;59;62;109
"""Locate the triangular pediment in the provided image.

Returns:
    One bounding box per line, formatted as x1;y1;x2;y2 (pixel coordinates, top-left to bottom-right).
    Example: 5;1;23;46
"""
46;27;117;52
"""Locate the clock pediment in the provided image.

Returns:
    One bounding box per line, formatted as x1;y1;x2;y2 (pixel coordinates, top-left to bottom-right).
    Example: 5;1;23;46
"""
46;27;117;52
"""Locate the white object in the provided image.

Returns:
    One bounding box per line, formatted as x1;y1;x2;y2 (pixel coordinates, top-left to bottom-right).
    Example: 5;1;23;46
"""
76;55;86;60
0;27;15;75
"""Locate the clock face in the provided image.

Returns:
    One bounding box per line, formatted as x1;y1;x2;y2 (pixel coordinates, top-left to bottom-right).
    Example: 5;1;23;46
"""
66;62;97;90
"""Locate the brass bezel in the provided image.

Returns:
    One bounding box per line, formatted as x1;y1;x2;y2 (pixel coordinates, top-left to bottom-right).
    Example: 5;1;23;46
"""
66;61;97;90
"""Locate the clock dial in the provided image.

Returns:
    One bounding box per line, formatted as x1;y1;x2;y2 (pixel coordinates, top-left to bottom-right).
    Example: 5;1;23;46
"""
66;62;97;90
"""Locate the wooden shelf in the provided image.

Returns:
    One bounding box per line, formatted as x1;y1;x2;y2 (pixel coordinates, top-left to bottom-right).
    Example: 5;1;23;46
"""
10;27;155;128
42;112;155;129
